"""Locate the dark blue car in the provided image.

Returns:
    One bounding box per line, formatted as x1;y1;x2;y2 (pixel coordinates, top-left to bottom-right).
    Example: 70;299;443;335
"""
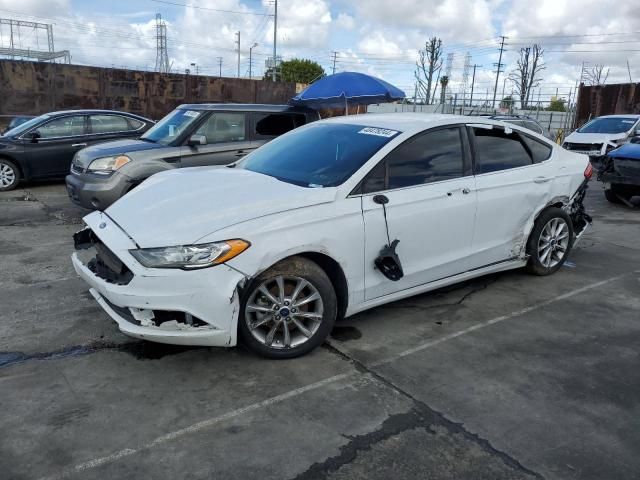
599;139;640;204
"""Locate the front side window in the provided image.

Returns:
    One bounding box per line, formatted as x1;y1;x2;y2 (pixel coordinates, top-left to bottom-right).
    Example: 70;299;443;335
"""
193;113;246;144
36;116;85;138
90;115;130;134
140;109;203;145
240;123;400;188
472;127;533;173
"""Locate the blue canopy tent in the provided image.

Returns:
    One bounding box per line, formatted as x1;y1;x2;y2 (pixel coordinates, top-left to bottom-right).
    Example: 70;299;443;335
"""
290;72;406;114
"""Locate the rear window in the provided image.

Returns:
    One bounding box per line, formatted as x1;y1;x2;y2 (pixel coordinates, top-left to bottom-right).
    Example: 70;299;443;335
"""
253;113;306;137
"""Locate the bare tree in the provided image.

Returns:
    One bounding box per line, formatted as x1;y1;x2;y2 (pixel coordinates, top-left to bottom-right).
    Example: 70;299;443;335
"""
415;37;443;104
508;44;546;109
585;65;609;86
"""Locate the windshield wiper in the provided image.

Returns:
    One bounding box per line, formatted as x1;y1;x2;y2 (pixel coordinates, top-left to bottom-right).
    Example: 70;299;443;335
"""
139;137;156;143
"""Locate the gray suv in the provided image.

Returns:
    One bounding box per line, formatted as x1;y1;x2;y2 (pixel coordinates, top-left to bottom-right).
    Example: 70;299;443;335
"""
66;104;319;210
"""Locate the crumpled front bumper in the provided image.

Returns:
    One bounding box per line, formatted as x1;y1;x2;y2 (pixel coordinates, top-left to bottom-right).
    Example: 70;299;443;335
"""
72;211;247;347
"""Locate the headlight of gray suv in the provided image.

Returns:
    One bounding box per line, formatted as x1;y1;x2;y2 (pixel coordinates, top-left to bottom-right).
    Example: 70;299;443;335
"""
87;155;132;174
129;240;251;269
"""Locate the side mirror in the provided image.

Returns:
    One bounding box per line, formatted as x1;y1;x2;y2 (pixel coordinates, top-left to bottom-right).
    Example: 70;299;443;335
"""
630;136;640;144
188;134;207;146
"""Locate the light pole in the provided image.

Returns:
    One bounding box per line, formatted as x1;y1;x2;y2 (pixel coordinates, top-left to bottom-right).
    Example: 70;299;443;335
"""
249;43;258;79
190;62;198;75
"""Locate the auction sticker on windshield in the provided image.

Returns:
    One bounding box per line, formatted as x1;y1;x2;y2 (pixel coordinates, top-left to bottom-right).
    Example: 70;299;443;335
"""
358;127;399;138
183;110;201;118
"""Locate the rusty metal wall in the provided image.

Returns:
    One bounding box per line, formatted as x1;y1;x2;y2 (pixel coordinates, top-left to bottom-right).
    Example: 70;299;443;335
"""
575;82;640;128
0;60;299;122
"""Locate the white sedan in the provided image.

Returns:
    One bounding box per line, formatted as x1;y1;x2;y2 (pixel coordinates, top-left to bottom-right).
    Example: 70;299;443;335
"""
72;114;593;358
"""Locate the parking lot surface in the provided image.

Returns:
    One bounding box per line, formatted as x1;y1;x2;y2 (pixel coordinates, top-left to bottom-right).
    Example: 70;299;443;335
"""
1;182;639;480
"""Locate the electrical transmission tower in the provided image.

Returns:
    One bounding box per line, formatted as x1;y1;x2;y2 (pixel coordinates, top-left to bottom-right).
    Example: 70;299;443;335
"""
444;52;454;99
155;13;170;74
461;52;471;105
0;18;70;63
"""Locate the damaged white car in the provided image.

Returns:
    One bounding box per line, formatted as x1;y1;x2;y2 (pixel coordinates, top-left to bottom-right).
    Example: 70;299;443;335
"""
72;114;593;358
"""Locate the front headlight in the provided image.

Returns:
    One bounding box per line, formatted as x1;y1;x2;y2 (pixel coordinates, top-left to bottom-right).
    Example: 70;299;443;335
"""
129;239;250;269
87;155;131;174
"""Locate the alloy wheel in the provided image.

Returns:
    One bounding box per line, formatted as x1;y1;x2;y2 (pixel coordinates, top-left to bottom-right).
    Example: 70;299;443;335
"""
0;163;16;187
244;275;324;349
537;218;570;268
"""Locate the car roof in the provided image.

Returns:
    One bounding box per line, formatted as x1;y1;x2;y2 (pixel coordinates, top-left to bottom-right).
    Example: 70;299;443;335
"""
42;110;152;121
594;114;640;119
322;113;504;132
177;103;314;113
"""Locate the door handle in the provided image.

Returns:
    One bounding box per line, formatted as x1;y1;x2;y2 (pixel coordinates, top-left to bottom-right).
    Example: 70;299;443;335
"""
462;187;471;194
533;176;551;183
72;143;87;147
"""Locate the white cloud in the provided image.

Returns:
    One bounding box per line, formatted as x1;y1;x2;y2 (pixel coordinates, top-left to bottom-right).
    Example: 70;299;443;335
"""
335;13;355;30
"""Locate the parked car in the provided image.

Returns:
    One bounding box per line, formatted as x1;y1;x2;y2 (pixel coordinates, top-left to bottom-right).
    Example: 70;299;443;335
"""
0;110;153;191
597;137;640;204
562;115;640;162
1;115;35;134
477;114;553;139
65;104;320;210
71;114;592;358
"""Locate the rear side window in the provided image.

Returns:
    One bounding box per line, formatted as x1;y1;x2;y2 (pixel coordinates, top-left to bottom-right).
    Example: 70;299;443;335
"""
521;135;552;163
253;113;306;137
472;128;533;173
90;115;130;134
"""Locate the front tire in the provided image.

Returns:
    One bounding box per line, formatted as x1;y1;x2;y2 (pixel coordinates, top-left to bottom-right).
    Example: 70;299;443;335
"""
604;186;626;205
0;158;19;191
526;207;574;276
239;256;337;359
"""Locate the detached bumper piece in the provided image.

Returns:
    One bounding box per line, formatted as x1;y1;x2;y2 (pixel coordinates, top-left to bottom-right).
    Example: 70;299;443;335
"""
569;179;593;245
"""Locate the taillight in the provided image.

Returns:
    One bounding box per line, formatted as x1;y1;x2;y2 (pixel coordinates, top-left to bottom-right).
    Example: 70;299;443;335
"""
584;163;593;179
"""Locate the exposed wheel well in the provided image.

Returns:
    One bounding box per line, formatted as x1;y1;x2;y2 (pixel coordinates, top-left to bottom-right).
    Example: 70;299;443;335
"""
295;252;349;321
0;155;23;179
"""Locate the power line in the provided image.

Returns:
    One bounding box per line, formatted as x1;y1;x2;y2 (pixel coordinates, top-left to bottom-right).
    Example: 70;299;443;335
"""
148;0;272;16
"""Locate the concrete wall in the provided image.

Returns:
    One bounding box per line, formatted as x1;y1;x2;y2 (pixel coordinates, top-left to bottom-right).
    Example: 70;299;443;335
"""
0;60;299;122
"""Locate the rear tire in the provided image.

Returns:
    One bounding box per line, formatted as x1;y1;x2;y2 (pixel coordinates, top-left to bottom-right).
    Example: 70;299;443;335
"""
238;256;337;359
526;207;574;276
604;186;625;205
0;158;19;191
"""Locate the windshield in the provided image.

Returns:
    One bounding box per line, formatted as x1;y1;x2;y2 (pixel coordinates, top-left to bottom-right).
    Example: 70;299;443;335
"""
578;117;638;134
239;123;400;188
140;109;203;144
3;114;49;137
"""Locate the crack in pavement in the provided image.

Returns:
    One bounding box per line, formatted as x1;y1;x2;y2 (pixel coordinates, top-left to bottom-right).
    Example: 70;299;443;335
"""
302;342;546;480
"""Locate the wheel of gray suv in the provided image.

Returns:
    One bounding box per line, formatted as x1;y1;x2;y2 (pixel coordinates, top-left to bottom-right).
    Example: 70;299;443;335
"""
526;207;574;276
239;256;337;359
0;158;19;191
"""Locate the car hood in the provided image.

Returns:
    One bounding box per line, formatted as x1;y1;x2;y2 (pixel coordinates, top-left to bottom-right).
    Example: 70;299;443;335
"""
74;138;164;167
608;143;640;160
564;132;628;144
104;167;337;248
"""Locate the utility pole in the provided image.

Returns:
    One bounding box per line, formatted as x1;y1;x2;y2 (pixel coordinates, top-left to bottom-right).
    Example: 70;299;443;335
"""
235;31;241;78
249;43;258;78
272;0;278;81
331;51;338;75
217;57;222;77
492;35;507;109
627;60;633;83
469;64;480;107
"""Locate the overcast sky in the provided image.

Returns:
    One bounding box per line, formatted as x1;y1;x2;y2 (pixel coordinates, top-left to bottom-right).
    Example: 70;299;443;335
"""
0;0;639;104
